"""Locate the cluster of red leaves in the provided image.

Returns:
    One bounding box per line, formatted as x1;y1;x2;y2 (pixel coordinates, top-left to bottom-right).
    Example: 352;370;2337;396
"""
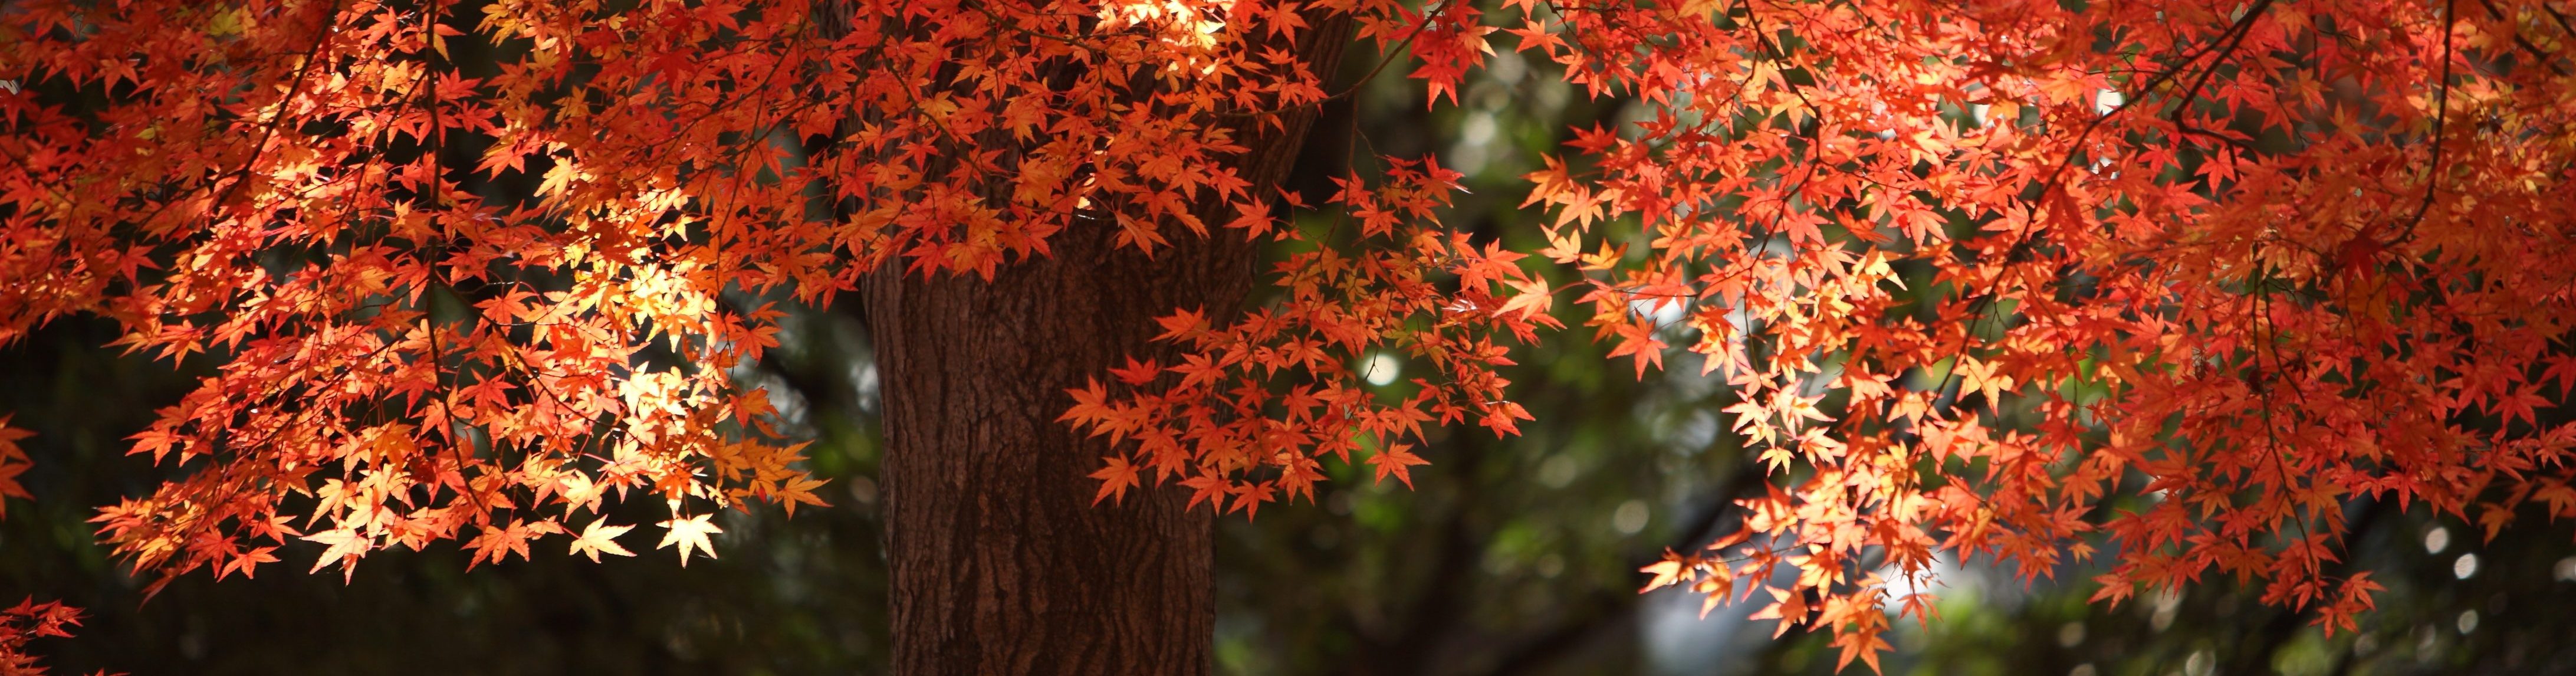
0;599;90;676
0;0;1353;589
1505;0;2576;670
1063;156;1555;514
1082;0;2576;670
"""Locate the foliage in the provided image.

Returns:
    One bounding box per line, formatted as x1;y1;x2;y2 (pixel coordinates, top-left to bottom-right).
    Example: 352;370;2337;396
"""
0;598;83;676
5;0;2576;672
0;311;892;675
1069;0;2576;670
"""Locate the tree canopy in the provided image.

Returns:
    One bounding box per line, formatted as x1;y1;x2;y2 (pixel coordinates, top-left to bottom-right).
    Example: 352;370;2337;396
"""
4;0;2574;671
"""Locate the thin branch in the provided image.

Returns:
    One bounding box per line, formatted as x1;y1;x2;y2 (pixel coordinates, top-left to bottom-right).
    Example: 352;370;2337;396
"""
2399;0;2461;242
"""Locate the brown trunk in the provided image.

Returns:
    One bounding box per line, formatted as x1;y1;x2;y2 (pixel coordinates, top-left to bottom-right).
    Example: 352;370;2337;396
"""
863;19;1351;675
866;224;1237;675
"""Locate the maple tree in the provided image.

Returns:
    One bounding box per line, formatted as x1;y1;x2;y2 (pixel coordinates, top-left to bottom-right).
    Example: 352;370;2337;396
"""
5;0;2576;672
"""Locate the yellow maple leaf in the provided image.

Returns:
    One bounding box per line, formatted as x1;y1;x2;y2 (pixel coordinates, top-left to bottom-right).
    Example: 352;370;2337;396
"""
566;519;636;563
656;514;723;567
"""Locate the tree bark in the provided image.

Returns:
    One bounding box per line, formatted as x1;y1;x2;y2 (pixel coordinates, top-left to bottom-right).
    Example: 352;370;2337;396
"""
863;18;1351;674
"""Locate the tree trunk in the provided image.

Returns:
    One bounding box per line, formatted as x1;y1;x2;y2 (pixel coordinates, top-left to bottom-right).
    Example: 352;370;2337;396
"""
863;19;1351;674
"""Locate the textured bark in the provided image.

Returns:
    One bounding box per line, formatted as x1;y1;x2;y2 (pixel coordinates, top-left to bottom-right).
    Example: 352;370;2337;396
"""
864;19;1352;675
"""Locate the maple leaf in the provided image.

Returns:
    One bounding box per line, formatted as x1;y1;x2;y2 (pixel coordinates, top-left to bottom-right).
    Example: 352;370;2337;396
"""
1639;555;1690;592
1089;456;1144;505
464;520;554;570
1499;277;1553;319
656;514;723;567
218;547;281;580
775;476;830;517
1955;357;2012;409
0;416;30;515
1832;624;1892;674
303;528;371;582
1365;444;1430;489
1747;586;1809;639
566;519;636;563
1179;473;1231;513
